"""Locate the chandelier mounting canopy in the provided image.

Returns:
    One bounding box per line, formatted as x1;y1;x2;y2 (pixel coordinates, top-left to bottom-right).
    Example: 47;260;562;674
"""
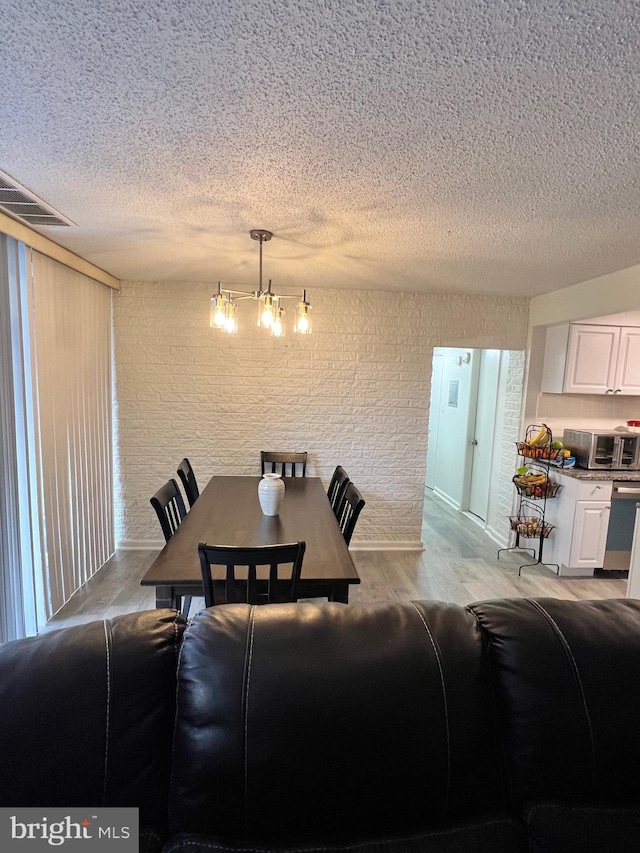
249;229;273;243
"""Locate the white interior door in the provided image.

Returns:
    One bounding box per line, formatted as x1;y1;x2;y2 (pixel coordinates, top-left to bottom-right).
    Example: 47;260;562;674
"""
468;350;500;522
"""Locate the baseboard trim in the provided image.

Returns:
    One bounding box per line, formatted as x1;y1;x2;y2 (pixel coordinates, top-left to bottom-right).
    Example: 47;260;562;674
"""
117;539;164;550
432;488;461;512
350;540;424;552
461;513;509;550
483;524;509;549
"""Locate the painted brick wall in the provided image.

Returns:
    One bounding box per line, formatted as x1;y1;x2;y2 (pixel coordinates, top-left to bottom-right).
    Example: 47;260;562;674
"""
491;350;526;542
113;283;529;546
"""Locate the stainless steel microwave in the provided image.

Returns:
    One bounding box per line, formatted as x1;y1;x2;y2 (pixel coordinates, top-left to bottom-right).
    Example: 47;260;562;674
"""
562;429;640;470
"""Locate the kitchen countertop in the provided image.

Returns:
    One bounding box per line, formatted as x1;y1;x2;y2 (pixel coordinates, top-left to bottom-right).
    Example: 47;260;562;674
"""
555;468;640;481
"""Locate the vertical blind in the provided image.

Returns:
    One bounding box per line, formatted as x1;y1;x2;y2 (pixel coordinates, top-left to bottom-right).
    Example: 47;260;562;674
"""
29;250;114;622
0;239;114;639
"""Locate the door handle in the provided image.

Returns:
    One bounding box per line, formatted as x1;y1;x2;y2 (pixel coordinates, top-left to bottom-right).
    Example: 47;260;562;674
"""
470;439;478;445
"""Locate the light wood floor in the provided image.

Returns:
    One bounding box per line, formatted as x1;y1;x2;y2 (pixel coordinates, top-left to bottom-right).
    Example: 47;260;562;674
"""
43;489;628;632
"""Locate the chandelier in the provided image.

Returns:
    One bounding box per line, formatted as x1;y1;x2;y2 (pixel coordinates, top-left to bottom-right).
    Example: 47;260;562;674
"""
210;230;311;336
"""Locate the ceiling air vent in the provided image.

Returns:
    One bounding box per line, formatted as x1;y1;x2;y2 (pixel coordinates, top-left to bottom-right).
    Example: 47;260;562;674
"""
0;170;74;227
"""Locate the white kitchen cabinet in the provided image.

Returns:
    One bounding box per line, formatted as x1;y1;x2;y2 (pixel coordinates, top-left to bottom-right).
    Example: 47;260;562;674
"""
541;324;640;395
544;477;612;576
614;327;640;394
569;501;611;570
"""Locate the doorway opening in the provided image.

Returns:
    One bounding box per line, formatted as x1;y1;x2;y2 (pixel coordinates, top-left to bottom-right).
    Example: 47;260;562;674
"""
424;347;525;547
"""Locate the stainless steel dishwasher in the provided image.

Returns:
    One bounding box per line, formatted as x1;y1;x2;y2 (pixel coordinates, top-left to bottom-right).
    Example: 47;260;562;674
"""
603;482;640;571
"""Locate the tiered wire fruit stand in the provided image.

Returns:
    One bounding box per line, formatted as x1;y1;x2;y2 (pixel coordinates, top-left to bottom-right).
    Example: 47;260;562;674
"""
498;423;569;576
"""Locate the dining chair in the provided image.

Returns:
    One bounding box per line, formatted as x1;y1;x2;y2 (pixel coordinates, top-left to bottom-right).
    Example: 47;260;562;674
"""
197;541;306;607
176;457;200;508
261;450;307;477
327;465;350;512
150;478;192;618
335;482;366;546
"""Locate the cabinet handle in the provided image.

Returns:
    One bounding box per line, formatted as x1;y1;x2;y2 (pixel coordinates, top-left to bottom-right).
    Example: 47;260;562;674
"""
615;389;622;393
606;388;614;393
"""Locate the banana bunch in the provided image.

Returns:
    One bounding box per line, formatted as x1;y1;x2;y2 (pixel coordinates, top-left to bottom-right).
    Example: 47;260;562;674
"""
517;472;547;484
527;425;551;447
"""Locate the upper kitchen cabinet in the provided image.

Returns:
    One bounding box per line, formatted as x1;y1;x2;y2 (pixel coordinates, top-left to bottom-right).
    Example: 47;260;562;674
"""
542;324;640;395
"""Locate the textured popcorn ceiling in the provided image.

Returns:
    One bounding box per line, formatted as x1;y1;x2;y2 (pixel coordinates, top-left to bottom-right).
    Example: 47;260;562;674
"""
1;0;639;296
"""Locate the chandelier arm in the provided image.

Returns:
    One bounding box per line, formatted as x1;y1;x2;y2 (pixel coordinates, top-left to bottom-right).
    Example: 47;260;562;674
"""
220;287;256;298
221;287;306;302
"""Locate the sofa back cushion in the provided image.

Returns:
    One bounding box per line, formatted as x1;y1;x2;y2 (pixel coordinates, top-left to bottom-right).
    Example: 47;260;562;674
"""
170;600;508;843
469;597;640;806
0;609;184;837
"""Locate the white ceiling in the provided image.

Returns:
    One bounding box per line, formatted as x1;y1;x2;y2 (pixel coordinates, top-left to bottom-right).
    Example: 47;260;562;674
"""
1;0;639;297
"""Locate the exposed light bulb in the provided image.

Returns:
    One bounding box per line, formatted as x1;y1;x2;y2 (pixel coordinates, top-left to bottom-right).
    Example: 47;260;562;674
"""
224;302;237;333
294;300;310;334
271;308;284;337
259;293;275;327
210;294;227;328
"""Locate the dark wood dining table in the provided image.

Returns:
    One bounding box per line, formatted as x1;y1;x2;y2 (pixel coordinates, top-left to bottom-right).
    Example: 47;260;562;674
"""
141;476;360;609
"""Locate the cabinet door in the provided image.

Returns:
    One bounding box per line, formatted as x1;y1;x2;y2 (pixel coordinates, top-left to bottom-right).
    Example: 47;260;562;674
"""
569;501;611;569
564;325;619;394
614;327;640;394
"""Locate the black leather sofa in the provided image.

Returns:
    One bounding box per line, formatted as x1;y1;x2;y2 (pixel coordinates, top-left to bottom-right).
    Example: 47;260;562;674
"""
1;598;640;853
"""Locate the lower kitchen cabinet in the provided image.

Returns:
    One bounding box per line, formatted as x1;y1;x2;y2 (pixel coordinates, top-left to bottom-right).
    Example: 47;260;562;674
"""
569;501;611;571
545;477;612;576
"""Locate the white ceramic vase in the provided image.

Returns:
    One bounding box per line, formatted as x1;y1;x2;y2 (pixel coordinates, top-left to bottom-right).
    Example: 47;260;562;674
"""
258;473;285;516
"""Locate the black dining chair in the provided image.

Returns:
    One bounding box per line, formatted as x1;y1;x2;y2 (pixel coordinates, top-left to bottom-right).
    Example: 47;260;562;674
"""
176;457;199;508
198;541;306;607
150;479;192;618
261;451;307;477
335;482;366;546
327;465;350;513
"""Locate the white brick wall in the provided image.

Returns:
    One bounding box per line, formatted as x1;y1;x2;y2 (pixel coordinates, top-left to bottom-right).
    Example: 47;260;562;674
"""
113;282;529;546
490;350;526;543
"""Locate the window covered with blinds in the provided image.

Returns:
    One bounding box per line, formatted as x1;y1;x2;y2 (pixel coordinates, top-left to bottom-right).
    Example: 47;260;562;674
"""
0;239;114;639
